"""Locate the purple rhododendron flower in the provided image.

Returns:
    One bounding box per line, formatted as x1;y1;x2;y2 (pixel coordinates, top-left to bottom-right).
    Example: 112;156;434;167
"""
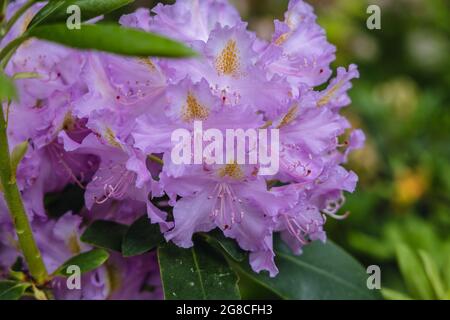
1;0;364;291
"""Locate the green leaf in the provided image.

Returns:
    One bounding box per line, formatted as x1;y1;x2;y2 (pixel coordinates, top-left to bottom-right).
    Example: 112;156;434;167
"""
418;250;446;299
0;72;17;101
10;140;28;183
53;249;109;277
381;288;413;300
27;1;68;31
157;241;240;300
229;238;381;300
348;231;393;260
395;243;434;299
81;220;128;252
445;290;450;300
29;0;134;30
201;230;245;262
0;281;30;300
28;24;196;58
122;215;164;257
443;246;450;293
32;285;48;300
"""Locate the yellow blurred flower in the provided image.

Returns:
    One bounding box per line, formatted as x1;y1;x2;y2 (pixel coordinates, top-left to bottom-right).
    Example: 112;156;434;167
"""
393;168;429;207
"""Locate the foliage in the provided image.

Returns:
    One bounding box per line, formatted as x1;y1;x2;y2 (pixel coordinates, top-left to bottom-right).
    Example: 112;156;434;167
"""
0;0;447;300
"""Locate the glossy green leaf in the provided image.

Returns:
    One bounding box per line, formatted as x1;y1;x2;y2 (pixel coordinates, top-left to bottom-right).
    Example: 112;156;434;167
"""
28;24;196;58
382;288;413;300
201;230;245;262
395;243;433;299
122;215;164;257
0;281;30;300
418;250;446;299
26;1;67;31
0;72;17;101
445;247;450;293
53;249;109;277
81;220;128;252
229;239;381;300
158;241;240;300
29;0;134;29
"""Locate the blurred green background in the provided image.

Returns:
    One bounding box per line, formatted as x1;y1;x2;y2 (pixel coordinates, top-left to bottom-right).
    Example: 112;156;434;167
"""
111;0;450;299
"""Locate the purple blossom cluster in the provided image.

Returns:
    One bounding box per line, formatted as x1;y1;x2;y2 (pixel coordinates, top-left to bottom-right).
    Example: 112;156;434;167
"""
0;0;364;298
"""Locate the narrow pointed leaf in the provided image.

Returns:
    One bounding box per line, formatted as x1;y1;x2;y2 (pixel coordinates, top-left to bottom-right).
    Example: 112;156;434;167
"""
443;246;450;294
395;244;434;299
122;215;164;257
382;288;413;300
27;0;67;30
29;0;134;29
28;24;196;58
418;250;446;299
0;281;31;300
81;220;128;252
158;241;240;300
53;249;109;277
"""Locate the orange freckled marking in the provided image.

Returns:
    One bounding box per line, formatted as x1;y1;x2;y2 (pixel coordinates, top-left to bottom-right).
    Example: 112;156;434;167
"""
182;92;209;122
275;32;290;46
138;58;157;71
105;127;122;149
62;112;75;131
317;80;344;107
277;104;299;128
105;262;122;293
216;39;240;76
218;163;244;180
68;233;81;254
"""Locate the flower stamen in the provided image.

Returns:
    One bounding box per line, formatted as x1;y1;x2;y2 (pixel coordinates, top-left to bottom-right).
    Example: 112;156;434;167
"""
216;39;240;76
208;183;244;230
182;92;209;122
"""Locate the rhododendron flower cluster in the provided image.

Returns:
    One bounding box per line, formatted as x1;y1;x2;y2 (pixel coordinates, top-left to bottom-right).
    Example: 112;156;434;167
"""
0;0;364;298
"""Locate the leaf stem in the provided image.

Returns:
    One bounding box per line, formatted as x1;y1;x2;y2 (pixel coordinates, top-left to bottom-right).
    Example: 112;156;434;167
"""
0;0;48;286
0;105;48;285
